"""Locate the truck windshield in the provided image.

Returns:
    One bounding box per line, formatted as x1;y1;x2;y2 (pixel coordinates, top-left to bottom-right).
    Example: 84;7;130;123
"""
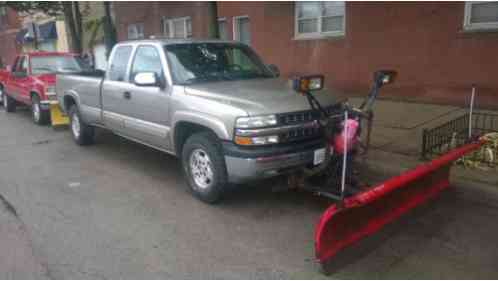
164;43;274;85
31;56;88;75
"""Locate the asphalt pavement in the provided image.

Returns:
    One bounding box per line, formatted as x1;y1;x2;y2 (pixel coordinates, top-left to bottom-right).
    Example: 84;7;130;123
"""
1;106;497;279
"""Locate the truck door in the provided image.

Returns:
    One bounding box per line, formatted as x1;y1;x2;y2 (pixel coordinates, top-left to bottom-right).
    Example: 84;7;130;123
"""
15;56;32;104
101;45;133;134
7;56;30;104
122;44;171;150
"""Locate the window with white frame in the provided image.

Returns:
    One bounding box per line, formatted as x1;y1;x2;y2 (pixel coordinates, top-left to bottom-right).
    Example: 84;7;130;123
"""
128;23;144;40
233;16;250;45
161;17;192;38
295;1;345;39
464;2;498;30
218;18;228;40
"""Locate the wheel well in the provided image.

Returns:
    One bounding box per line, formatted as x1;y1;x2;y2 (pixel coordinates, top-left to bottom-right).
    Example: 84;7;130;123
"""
63;95;76;112
30;91;39;99
174;122;217;156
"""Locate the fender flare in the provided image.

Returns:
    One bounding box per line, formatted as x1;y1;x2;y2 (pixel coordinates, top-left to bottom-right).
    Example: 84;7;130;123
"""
171;111;231;150
61;90;80;113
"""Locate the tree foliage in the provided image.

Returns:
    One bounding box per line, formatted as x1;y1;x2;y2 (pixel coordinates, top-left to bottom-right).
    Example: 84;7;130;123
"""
2;2;64;17
3;1;116;56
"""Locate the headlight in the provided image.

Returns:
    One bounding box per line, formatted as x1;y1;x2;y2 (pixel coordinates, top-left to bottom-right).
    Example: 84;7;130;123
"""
235;115;277;129
234;135;279;146
45;86;57;101
46;86;56;94
234;115;279;145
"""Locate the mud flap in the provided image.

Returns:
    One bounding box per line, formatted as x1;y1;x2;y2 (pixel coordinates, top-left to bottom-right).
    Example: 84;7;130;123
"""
50;103;69;127
314;141;484;266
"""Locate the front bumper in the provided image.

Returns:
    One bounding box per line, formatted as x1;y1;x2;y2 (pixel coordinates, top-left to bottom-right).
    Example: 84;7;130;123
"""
223;139;324;183
40;100;59;110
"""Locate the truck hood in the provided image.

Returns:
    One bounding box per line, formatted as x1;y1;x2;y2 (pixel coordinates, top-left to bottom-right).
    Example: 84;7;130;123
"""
184;78;339;116
33;73;56;85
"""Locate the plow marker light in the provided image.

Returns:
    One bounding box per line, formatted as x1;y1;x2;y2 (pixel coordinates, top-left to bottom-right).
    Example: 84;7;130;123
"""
314;141;484;266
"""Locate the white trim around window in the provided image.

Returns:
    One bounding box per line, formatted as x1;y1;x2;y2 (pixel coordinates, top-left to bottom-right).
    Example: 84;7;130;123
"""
217;17;228;40
464;1;498;31
294;1;345;40
233;15;250;44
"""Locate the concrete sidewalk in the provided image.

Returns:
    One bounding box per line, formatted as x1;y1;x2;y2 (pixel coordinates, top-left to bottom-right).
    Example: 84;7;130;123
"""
349;97;497;157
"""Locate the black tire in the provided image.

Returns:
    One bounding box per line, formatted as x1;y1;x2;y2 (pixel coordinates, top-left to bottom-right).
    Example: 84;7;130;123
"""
4;92;16;113
181;131;228;204
31;95;50;125
69;105;95;145
0;86;3;107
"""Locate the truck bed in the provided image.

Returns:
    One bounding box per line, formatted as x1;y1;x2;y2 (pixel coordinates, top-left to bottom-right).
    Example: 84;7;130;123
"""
56;71;104;115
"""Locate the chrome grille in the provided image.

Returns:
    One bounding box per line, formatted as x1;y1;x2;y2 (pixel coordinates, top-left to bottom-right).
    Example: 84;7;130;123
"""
278;104;342;126
279;124;321;142
278;110;318;125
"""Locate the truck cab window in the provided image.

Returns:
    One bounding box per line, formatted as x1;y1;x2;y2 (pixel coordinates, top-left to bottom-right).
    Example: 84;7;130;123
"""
130;45;163;81
108;46;133;82
20;57;28;73
11;57;20;72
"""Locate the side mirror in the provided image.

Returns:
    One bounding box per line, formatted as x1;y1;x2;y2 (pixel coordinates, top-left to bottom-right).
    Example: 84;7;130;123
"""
6;65;11;72
373;70;397;87
267;64;280;77
133;72;159;87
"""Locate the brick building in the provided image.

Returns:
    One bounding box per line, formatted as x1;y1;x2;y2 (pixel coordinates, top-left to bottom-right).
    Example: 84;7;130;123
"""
98;2;498;107
0;7;22;67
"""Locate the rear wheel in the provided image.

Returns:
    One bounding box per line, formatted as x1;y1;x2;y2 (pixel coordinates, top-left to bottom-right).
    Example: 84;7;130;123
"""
4;92;16;113
31;95;50;125
69;105;95;145
182;131;228;204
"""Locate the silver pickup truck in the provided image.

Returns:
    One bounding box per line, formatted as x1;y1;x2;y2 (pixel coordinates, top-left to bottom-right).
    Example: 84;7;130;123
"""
57;39;342;203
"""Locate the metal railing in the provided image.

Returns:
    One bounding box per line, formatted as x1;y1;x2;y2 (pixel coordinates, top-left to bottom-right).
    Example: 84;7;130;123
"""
421;111;498;160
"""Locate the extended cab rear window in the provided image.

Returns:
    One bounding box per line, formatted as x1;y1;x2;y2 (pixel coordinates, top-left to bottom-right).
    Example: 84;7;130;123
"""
108;46;133;82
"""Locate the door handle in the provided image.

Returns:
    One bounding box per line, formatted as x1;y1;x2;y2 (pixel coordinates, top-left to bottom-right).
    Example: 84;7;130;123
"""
123;91;131;99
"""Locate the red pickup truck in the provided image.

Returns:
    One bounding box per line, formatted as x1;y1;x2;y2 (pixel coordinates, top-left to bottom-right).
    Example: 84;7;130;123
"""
0;52;87;125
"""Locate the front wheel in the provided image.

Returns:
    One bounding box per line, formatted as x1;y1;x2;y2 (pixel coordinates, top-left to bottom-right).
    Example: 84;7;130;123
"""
4;92;16;112
31;95;50;125
182;131;228;204
69;105;95;145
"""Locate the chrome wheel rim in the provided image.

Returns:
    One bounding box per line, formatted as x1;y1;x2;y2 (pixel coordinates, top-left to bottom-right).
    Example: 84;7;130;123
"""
0;89;3;104
2;92;6;108
189;149;214;190
71;112;81;139
33;102;40;122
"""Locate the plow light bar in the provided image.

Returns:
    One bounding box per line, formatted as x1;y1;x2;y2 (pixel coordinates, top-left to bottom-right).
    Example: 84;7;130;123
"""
293;75;324;93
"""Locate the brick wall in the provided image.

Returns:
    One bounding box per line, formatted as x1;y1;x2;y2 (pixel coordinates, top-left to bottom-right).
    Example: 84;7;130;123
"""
218;2;498;108
113;1;210;41
0;8;21;66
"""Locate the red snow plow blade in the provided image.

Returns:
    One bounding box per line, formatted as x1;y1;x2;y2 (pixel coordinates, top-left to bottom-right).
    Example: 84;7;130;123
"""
314;140;484;265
